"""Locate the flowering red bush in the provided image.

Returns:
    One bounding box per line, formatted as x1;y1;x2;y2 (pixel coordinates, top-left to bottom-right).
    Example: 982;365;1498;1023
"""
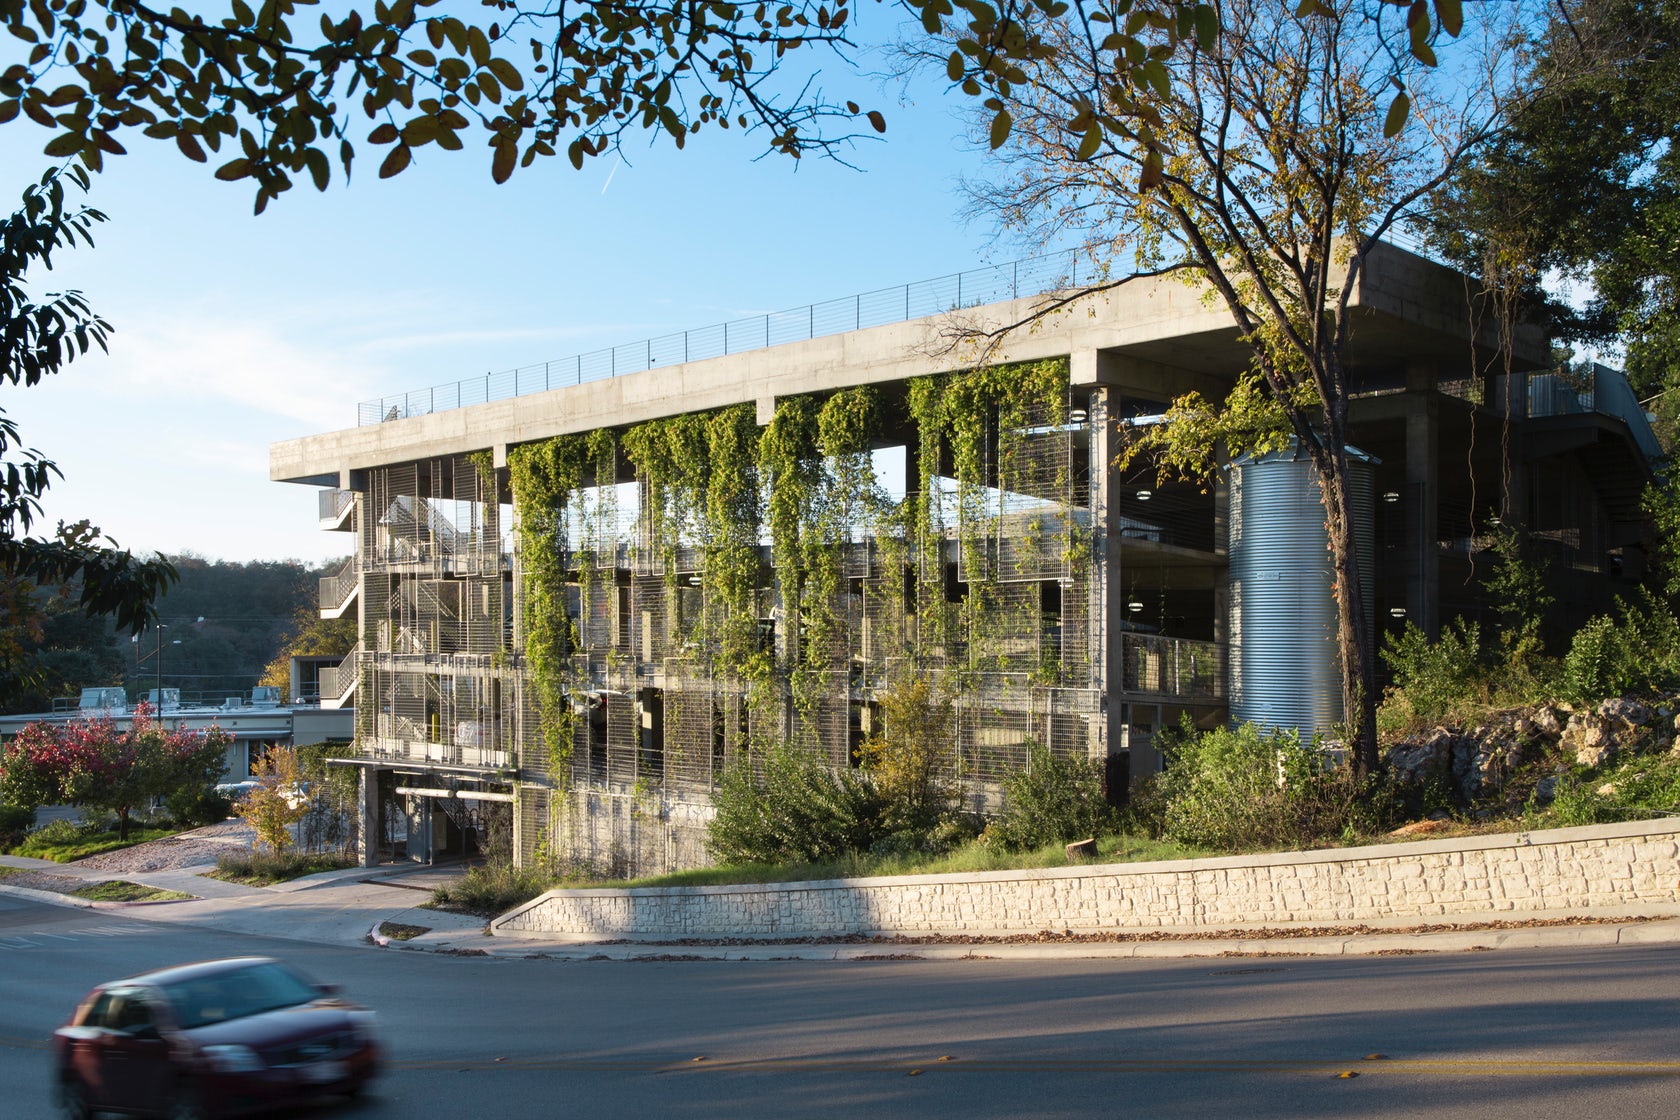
0;703;230;840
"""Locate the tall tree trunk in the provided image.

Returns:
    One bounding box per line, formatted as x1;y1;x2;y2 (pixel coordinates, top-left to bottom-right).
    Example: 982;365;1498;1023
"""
1317;457;1380;775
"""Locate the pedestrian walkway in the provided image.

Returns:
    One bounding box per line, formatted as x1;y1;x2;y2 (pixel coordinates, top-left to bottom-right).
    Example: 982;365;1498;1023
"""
6;849;1680;961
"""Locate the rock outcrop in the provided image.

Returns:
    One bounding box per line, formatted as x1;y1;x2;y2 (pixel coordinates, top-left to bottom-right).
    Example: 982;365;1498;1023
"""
1384;693;1679;808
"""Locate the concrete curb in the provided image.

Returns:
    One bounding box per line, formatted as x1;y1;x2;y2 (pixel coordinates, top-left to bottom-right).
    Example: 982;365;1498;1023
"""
0;882;96;909
366;915;1680;962
0;881;204;909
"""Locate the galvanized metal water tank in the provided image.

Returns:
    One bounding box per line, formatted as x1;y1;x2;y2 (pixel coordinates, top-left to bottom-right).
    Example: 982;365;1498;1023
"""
1227;444;1376;740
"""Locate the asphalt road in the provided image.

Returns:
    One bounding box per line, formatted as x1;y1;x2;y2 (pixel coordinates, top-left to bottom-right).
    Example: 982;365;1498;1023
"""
4;893;1679;1119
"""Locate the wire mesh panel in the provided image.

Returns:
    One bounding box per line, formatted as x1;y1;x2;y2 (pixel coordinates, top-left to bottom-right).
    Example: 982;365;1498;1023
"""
342;365;1164;872
958;691;1034;783
516;786;550;867
606;693;639;785
632;576;668;663
663;682;716;788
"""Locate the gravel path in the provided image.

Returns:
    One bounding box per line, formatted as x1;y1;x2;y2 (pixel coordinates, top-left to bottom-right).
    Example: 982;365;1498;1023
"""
0;819;259;895
69;818;256;874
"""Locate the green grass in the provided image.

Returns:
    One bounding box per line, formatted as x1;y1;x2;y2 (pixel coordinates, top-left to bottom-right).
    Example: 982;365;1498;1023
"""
428;862;556;918
588;832;1207;891
8;827;180;863
431;832;1210;917
71;880;193;902
207;849;355;886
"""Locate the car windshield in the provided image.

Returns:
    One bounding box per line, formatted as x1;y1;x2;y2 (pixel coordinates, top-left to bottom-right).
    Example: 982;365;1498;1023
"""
160;963;323;1029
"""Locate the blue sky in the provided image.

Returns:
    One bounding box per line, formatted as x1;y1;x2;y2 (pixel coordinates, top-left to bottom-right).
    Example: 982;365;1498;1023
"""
3;34;1025;566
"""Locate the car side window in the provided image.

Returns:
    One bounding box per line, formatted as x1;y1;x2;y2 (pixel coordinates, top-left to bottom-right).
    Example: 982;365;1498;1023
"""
109;991;155;1034
81;992;119;1029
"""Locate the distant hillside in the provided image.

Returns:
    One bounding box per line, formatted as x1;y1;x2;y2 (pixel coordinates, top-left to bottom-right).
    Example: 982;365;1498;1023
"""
0;555;350;714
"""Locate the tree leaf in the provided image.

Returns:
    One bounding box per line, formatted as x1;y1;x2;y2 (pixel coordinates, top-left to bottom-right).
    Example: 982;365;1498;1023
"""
305;148;331;190
1433;0;1462;37
1383;90;1410;138
42;133;83;157
491;137;515;183
377;143;411;178
1138;147;1164;190
1076;122;1101;161
1193;4;1218;48
176;132;206;162
866;109;885;133
487;57;523;92
988;109;1011;150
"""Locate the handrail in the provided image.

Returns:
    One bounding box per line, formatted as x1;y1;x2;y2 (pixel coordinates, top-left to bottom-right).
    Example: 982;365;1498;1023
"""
318;646;362;700
1122;633;1225;700
356;249;1093;426
318;488;355;523
318;558;358;613
349;230;1523;430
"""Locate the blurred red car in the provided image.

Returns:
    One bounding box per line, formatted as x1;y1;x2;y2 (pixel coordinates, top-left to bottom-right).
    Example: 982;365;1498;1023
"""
52;956;380;1119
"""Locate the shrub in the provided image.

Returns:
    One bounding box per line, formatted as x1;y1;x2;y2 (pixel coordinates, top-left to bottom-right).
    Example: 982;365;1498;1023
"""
1539;753;1680;828
985;745;1115;851
31;817;83;846
430;862;557;917
706;741;887;865
235;747;311;852
0;802;34;849
212;848;352;885
1379;619;1486;729
855;675;957;834
165;786;232;829
1561;590;1680;704
1151;721;1387;851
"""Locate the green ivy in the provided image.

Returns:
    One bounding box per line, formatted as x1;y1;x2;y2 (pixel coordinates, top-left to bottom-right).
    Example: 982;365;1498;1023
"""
904;359;1071;686
504;358;1071;791
508;436;587;782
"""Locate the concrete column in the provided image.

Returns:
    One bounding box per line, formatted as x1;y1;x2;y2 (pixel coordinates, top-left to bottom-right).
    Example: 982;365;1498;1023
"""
1500;371;1530;532
1088;386;1125;762
1405;361;1440;637
357;766;379;868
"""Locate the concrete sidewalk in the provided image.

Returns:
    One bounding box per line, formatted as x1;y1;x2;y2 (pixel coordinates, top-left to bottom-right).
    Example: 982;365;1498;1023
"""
6;852;1680;962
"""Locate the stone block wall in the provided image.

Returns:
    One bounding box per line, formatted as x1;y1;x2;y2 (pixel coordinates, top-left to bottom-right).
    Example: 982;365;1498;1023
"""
491;818;1680;939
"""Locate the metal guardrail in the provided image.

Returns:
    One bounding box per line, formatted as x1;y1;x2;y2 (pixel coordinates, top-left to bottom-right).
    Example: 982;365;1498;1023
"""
1529;366;1664;461
318;488;355;524
318;558;358;614
1122;634;1225;700
356;249;1095;426
318;647;361;701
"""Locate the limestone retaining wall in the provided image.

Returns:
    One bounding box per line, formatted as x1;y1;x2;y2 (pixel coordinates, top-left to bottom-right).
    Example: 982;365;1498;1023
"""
490;818;1680;939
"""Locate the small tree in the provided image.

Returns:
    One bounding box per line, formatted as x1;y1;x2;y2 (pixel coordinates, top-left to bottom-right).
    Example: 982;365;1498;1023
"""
236;747;311;854
0;717;63;816
0;706;227;839
856;675;958;834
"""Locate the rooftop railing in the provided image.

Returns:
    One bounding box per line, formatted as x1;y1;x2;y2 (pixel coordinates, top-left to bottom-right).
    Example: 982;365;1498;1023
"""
350;229;1466;429
356;249;1095;426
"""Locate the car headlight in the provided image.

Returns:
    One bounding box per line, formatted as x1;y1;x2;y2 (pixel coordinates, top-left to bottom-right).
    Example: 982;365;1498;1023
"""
202;1044;265;1073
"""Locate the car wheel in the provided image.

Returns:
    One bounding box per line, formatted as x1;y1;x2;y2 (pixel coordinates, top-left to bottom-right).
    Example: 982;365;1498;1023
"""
55;1077;92;1120
163;1081;208;1120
